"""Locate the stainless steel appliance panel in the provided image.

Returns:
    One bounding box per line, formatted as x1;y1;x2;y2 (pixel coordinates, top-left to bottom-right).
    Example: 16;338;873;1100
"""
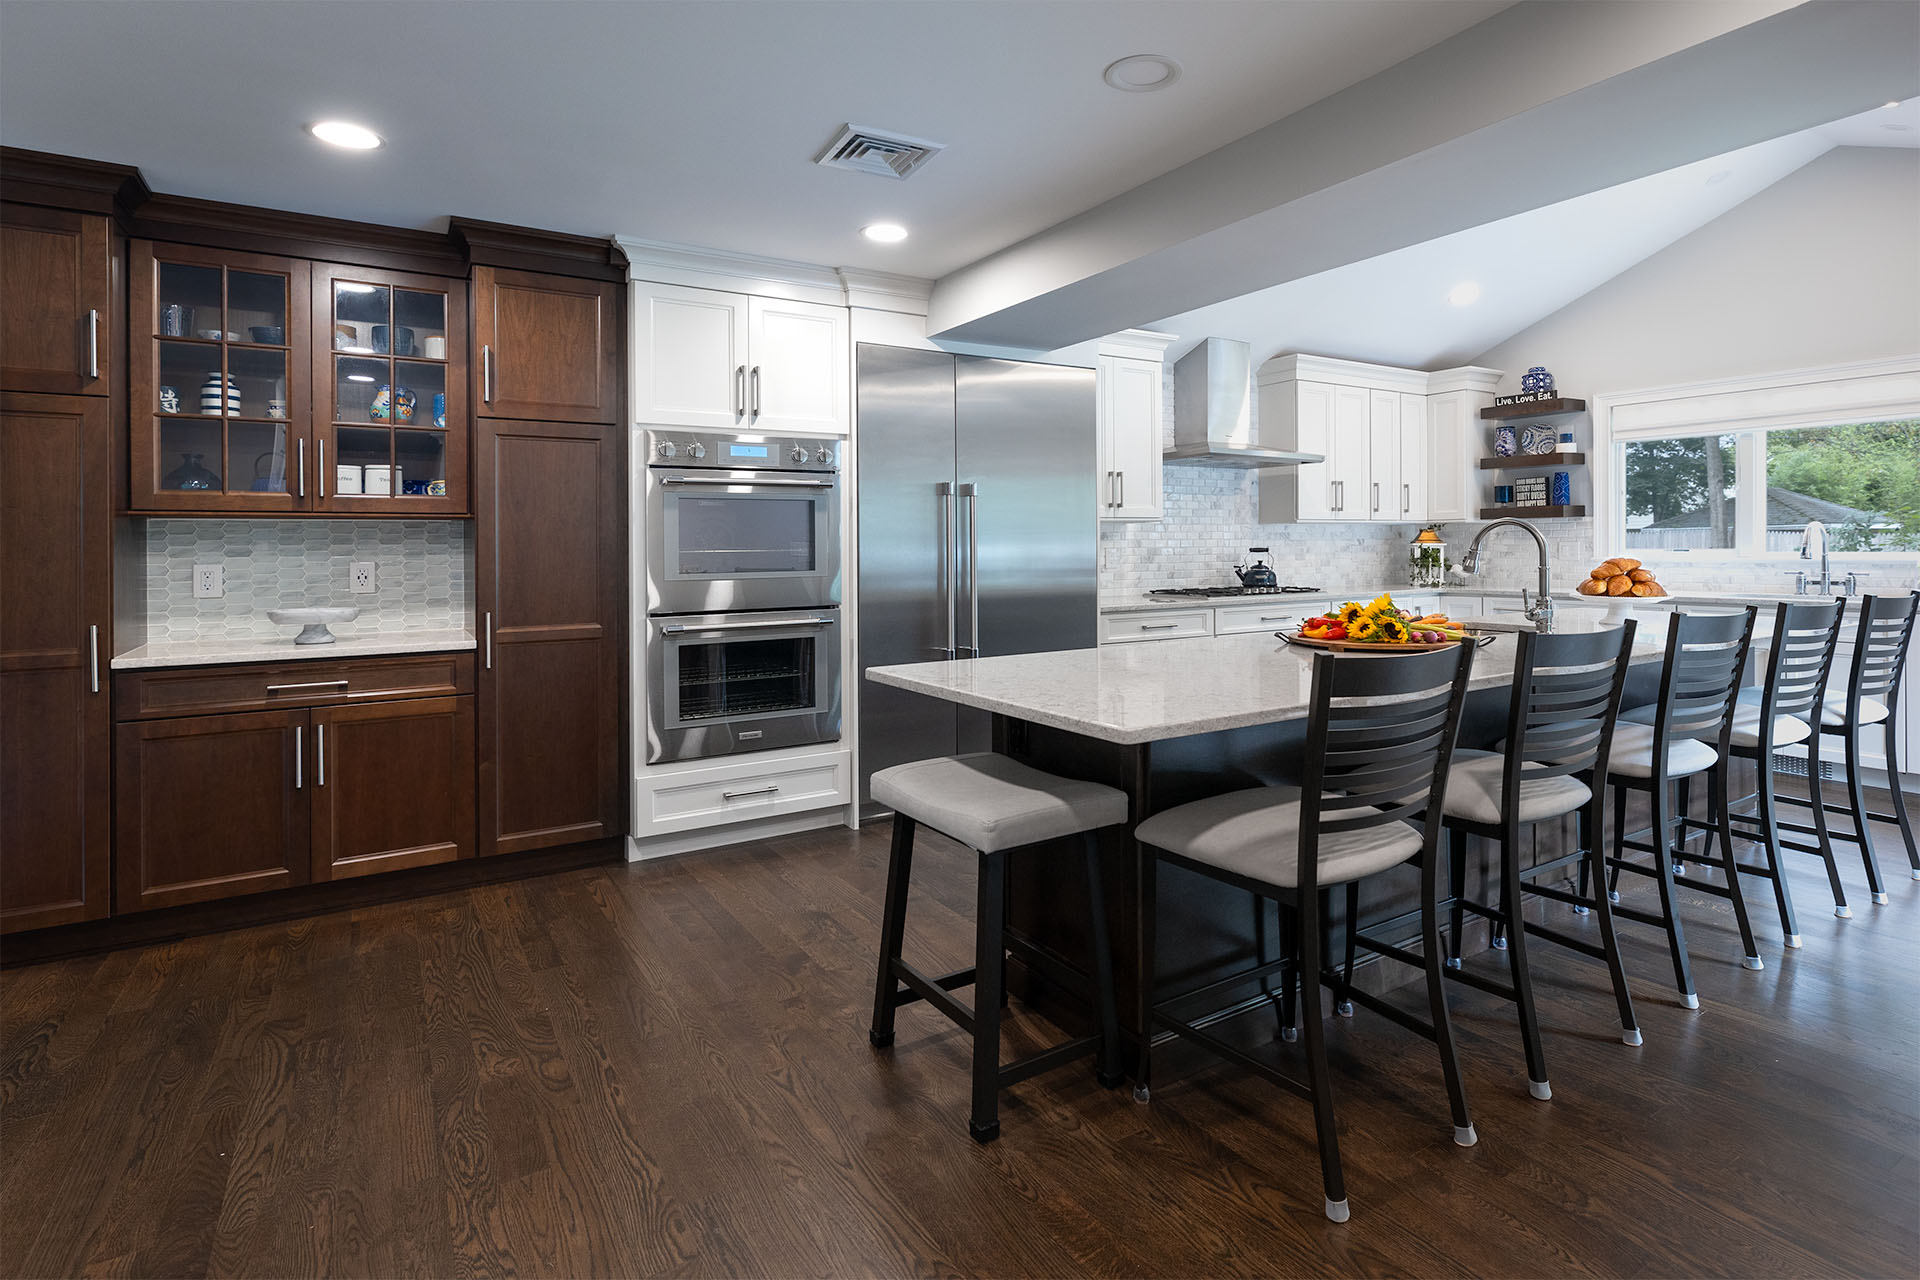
855;345;960;798
647;608;842;763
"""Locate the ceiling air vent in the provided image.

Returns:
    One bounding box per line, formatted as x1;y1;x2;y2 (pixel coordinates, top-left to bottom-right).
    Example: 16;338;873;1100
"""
813;124;945;180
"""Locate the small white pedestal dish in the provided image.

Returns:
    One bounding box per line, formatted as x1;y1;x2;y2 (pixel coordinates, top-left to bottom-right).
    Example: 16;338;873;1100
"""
266;606;360;645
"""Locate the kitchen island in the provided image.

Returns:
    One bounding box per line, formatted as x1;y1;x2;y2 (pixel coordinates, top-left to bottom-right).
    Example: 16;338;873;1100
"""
866;617;1673;1061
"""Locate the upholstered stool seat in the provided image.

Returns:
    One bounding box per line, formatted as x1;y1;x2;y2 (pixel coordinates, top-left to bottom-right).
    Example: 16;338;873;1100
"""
1441;749;1592;825
1135;786;1422;889
871;752;1127;854
1645;693;1811;749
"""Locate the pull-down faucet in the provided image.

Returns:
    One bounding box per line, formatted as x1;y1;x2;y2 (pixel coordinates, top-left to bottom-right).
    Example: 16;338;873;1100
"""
1462;518;1553;628
1797;520;1831;596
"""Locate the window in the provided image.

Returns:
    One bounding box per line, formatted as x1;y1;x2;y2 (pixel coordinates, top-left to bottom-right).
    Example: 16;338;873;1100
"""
1618;417;1919;556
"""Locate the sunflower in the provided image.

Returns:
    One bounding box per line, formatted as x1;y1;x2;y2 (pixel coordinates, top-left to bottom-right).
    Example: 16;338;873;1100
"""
1373;616;1410;645
1336;601;1366;625
1362;592;1398;620
1347;615;1378;640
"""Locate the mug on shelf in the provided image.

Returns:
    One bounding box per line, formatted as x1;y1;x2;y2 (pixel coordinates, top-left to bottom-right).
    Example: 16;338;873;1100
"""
334;322;363;350
421;335;447;359
158;385;180;414
160;304;190;337
335;464;364;495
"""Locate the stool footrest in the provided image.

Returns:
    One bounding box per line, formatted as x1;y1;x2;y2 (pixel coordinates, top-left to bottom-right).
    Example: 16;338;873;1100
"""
1521;919;1609;961
893;960;977;1033
999;1034;1101;1088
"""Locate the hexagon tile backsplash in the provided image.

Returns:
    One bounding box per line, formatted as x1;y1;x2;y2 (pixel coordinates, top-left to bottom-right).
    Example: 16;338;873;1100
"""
143;519;472;643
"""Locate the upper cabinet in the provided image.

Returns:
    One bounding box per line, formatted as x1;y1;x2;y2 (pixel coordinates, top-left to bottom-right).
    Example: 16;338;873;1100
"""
632;280;849;435
1;203;113;396
473;265;620;424
1096;330;1174;523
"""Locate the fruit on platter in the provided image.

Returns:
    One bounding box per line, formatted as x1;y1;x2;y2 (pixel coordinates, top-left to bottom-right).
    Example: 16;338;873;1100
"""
1577;557;1668;598
1298;593;1470;645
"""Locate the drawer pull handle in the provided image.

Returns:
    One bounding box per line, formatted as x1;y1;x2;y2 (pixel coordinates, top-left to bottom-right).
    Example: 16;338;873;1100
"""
1140;622;1179;631
722;786;780;801
266;679;351;693
1260;615;1290;623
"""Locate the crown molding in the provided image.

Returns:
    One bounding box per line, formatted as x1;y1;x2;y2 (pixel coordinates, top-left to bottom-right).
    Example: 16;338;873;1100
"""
1424;365;1505;395
1257;352;1431;394
836;268;933;315
0;147;149;221
449;218;626;282
1097;329;1178;362
616;235;846;306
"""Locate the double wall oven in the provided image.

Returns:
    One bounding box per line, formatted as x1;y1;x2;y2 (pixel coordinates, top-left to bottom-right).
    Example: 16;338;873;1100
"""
644;429;842;763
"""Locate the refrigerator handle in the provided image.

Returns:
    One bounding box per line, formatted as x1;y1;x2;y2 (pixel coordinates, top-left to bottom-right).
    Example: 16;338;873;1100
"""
937;481;956;659
960;482;980;657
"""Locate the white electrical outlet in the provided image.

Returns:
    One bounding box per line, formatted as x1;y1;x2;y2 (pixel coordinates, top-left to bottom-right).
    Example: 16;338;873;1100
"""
349;561;377;594
192;564;223;599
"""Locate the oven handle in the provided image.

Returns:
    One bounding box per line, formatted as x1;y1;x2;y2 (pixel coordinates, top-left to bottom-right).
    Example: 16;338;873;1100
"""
658;475;836;489
657;616;837;635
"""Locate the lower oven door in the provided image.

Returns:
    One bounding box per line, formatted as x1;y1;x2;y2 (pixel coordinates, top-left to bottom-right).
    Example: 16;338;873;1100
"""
647;609;842;764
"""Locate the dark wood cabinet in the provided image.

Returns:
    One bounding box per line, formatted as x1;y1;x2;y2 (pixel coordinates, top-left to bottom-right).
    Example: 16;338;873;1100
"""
0;203;113;397
311;695;474;880
473;266;620;423
477;417;623;855
1;392;112;933
114;708;309;913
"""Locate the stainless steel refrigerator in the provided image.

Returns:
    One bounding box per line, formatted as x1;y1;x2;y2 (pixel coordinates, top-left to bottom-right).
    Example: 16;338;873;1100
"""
856;344;1098;809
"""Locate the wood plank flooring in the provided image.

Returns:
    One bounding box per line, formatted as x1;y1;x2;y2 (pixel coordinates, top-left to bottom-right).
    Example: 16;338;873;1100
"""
3;812;1917;1278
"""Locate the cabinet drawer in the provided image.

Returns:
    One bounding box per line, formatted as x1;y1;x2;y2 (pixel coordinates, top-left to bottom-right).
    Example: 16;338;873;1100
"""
1214;602;1312;636
1099;609;1211;644
116;652;475;720
637;749;850;836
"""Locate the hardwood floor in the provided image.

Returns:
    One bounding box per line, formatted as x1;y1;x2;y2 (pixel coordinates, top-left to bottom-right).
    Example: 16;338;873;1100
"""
3;810;1917;1278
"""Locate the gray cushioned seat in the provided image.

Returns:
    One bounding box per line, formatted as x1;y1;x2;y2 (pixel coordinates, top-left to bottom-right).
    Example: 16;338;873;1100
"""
1673;689;1812;749
1134;786;1424;889
1593;719;1718;779
871;752;1127;853
1441;749;1592;825
1819;692;1889;727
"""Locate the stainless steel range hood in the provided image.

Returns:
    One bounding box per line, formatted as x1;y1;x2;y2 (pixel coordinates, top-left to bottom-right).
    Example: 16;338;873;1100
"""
1165;337;1323;468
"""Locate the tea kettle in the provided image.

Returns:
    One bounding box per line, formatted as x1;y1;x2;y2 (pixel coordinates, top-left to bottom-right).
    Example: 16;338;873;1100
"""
1233;547;1278;589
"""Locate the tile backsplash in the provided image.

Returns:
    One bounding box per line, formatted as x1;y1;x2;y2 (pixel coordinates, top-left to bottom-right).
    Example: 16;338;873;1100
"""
141;519;472;643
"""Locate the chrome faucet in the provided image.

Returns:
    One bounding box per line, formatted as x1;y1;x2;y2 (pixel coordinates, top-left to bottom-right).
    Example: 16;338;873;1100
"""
1462;518;1553;627
1799;520;1831;595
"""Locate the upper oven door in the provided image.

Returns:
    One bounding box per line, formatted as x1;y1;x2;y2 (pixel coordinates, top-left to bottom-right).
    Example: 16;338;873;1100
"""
646;467;842;613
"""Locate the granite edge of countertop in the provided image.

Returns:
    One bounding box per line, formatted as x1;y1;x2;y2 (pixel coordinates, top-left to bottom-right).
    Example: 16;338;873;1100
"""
111;629;477;670
1096;584;1891;615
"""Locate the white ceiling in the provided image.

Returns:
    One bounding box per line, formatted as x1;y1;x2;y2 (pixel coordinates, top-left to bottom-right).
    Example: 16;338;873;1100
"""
1146;99;1919;372
0;0;1505;278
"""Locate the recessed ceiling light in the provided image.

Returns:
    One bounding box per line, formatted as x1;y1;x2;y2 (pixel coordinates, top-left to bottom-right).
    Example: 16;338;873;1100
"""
861;222;909;244
307;120;383;150
1446;281;1482;308
1883;100;1902;109
1103;54;1182;93
1704;169;1733;187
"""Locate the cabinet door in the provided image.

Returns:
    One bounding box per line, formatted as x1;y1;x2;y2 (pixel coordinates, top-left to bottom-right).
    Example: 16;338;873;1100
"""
1099;354;1163;520
1330;384;1371;519
114;709;309;913
311;696;474;880
474;266;619;423
1425;391;1474;522
476;419;623;855
311;263;468;514
746;295;848;434
1;393;111;932
129;241;313;513
1367;390;1400;522
0;203;112;396
631;282;748;428
1291;382;1337;521
1399;392;1429;522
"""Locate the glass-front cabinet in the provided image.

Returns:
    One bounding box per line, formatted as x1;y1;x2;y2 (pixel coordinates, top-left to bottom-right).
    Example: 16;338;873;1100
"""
131;242;312;512
129;245;468;515
312;263;467;514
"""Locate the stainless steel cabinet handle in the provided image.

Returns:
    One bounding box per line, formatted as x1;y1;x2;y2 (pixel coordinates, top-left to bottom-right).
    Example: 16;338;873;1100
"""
659;616;836;635
1403;483;1410;513
484;611;493;669
1259;615;1291;623
660;475;834;489
961;483;980;657
86;310;99;379
88;625;99;693
317;723;326;787
1117;471;1125;509
1372;482;1380;513
297;438;306;498
1330;480;1341;511
319;439;327;498
294;726;303;790
266;679;350;693
734;364;746;418
749;365;761;419
482;345;494;404
722;786;780;801
1141;622;1179;631
938;481;956;658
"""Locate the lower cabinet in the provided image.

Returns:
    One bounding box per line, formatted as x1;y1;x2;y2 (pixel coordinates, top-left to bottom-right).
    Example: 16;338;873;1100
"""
311;697;474;881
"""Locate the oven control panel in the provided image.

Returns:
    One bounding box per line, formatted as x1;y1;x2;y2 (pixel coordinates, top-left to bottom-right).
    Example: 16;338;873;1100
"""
647;430;838;472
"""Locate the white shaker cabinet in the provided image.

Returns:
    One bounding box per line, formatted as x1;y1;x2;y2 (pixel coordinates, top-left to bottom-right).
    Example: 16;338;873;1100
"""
1259;378;1369;521
1368;390;1401;521
1398;392;1429;522
1097;330;1175;522
1423;369;1503;522
747;296;848;434
631;281;848;435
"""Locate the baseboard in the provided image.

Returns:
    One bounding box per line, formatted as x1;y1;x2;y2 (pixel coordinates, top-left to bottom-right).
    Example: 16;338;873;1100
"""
626;807;852;861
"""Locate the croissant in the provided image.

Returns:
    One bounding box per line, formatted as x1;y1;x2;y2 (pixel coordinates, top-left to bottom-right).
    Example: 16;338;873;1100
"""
1591;561;1621;580
1576;578;1608;596
1607;574;1633;596
1615;558;1643;572
1629;568;1655;583
1630;582;1657;597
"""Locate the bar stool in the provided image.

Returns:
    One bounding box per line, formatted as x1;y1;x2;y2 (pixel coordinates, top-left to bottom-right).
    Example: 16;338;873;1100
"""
1439;623;1642;1103
1709;599;1848;931
1772;593;1920;903
1132;643;1477;1224
868;752;1125;1142
1602;608;1758;1007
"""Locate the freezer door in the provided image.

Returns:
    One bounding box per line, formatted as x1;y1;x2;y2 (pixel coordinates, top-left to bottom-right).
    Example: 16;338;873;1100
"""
855;344;960;804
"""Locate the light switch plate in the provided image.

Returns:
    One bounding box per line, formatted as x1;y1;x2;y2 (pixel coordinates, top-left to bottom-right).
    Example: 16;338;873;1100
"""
350;561;377;594
193;564;223;599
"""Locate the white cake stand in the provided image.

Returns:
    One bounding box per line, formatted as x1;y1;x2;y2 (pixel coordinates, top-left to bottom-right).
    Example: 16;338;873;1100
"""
266;606;361;645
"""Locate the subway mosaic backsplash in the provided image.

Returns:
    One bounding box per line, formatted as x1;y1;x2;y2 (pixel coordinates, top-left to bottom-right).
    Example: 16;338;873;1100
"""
142;519;472;644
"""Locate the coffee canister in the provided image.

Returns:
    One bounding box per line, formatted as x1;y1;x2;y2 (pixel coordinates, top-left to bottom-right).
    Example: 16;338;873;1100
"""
335;464;364;495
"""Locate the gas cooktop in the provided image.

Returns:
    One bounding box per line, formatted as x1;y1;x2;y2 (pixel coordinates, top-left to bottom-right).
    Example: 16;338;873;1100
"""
1147;585;1323;598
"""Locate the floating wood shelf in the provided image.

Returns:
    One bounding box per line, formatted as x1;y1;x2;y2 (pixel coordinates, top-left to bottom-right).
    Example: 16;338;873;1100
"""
1478;504;1587;520
1479;454;1586;469
1480;398;1588;419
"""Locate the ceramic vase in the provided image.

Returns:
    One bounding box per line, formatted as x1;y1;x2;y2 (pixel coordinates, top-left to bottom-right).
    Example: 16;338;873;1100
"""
1493;425;1518;456
1522;366;1556;395
199;372;240;416
163;453;219;491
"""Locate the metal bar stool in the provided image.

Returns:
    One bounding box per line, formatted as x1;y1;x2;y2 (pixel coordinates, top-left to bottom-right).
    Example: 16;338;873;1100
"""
1602;608;1759;1007
1438;622;1643;1103
1132;643;1477;1224
868;752;1126;1143
1771;593;1919;904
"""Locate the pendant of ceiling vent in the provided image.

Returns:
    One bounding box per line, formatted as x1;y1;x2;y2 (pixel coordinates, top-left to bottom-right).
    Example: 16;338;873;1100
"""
813;124;946;180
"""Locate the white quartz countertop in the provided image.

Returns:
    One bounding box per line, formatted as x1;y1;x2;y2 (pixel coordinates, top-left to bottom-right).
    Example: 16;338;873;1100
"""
867;609;1668;745
111;629;476;670
1097;583;1874;616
